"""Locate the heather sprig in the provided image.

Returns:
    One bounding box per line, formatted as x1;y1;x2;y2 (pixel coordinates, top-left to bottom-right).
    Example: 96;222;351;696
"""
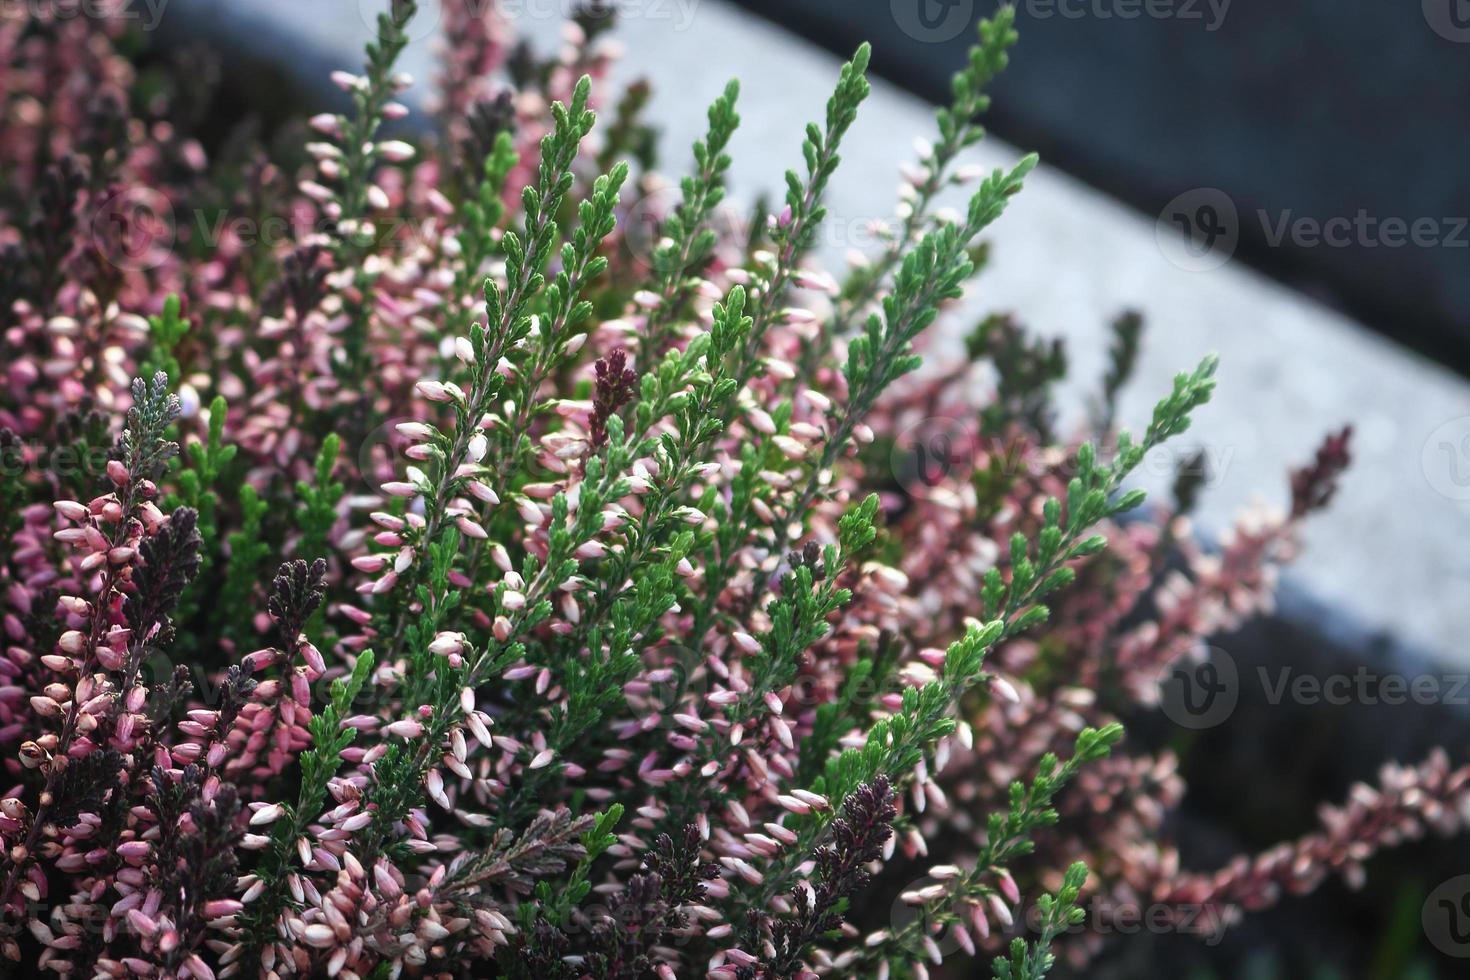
526;804;624;935
650;492;882;844
491;289;763;818
1095;309;1143;435
163;395;236;652
578;823;720;976
120;372;185;485
693;114;1032;669
978;355;1219;630
233;647;376;970
143;768;245;976
168;395;236;535
650;48;876;649
974;313;1069;441
140;294;190;387
867;741;1116;973
356;423;639;864
760;776;897;977
862;5;1019;309
317;0;420;385
714;357;1213;961
370;75;603;661
293;432;343;565
217;482;271;646
734;42;871;387
798;6;1021;382
783;157;1037;529
1;372;181;909
442;127;519;357
20;155;87;320
121;505;204;686
991;863;1090;980
497;155;631;471
637;78;742;357
573;285;756;630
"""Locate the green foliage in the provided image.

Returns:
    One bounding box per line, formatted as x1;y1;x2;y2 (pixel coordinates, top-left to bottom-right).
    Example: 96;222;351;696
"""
217;482;271;644
445;129;520;352
499;155;630;469
0;431;22;545
1097;308;1143;434
164;396;236;651
140;294;189;385
803;6;1022;379
969;313;1068;440
0;5;1310;979
330;0;419;384
781;155;1037;536
169;396;235;530
535;804;624;929
992;863;1090;980
730;350;1216;940
737;44;870;374
977;355;1219;631
639;79;741;356
294;432;343;563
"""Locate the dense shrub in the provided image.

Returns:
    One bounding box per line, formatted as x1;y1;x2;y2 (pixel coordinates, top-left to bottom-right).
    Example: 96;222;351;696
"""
0;3;1464;977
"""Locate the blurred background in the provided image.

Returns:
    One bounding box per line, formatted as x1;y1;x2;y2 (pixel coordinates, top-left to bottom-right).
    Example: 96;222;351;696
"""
142;0;1470;975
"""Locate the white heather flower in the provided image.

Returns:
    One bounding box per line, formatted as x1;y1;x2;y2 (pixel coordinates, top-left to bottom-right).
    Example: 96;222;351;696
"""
377;139;416;162
416;380;452;402
249;803;284;826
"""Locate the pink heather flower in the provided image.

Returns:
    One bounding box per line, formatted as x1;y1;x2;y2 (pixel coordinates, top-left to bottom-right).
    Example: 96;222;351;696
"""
386;719;425;738
456;516;489;539
429;632;467;657
989;674;1021;704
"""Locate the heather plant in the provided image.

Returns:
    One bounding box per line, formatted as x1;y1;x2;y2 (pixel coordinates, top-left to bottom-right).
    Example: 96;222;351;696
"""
0;4;1465;979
